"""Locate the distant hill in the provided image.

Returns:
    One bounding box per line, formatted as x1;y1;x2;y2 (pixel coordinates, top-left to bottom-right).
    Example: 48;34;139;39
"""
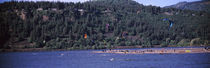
165;1;210;12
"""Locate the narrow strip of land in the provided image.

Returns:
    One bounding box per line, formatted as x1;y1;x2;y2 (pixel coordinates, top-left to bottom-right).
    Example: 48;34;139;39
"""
93;47;210;54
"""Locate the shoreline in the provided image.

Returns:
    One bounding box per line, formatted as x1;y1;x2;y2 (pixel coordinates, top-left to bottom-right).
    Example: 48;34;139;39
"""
0;46;209;53
0;46;142;52
93;47;210;54
0;48;69;52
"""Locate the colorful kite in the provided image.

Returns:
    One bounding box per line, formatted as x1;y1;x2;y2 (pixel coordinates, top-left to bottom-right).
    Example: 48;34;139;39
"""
84;34;87;39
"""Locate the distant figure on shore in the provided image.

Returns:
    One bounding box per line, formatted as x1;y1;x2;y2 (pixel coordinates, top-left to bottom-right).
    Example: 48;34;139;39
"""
102;50;106;52
205;46;209;50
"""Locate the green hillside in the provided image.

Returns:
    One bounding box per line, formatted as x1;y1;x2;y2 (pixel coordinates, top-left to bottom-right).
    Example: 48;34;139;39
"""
0;0;209;50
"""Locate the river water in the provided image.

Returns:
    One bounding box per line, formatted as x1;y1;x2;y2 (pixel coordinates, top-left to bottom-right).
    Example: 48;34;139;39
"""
0;48;210;68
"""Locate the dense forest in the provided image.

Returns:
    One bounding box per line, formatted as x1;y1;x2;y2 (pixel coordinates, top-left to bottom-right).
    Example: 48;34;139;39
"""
0;0;209;50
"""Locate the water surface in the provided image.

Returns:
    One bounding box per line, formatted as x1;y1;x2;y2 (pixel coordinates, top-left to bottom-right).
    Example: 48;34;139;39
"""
0;49;210;68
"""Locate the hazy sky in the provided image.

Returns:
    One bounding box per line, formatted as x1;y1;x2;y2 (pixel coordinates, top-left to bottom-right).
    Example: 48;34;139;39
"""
0;0;201;7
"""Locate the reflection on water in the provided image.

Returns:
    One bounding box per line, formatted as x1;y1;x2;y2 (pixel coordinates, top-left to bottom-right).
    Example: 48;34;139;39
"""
0;49;210;68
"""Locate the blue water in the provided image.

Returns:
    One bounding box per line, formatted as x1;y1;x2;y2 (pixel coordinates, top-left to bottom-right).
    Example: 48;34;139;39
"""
0;49;210;68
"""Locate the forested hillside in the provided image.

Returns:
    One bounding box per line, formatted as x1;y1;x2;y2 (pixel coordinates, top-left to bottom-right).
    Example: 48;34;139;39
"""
0;0;209;50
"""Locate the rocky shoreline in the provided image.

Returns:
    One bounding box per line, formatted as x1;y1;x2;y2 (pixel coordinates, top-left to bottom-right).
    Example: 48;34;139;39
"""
93;47;210;54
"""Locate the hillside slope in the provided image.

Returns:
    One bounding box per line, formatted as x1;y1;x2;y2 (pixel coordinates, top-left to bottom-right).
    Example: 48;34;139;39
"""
0;0;209;50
